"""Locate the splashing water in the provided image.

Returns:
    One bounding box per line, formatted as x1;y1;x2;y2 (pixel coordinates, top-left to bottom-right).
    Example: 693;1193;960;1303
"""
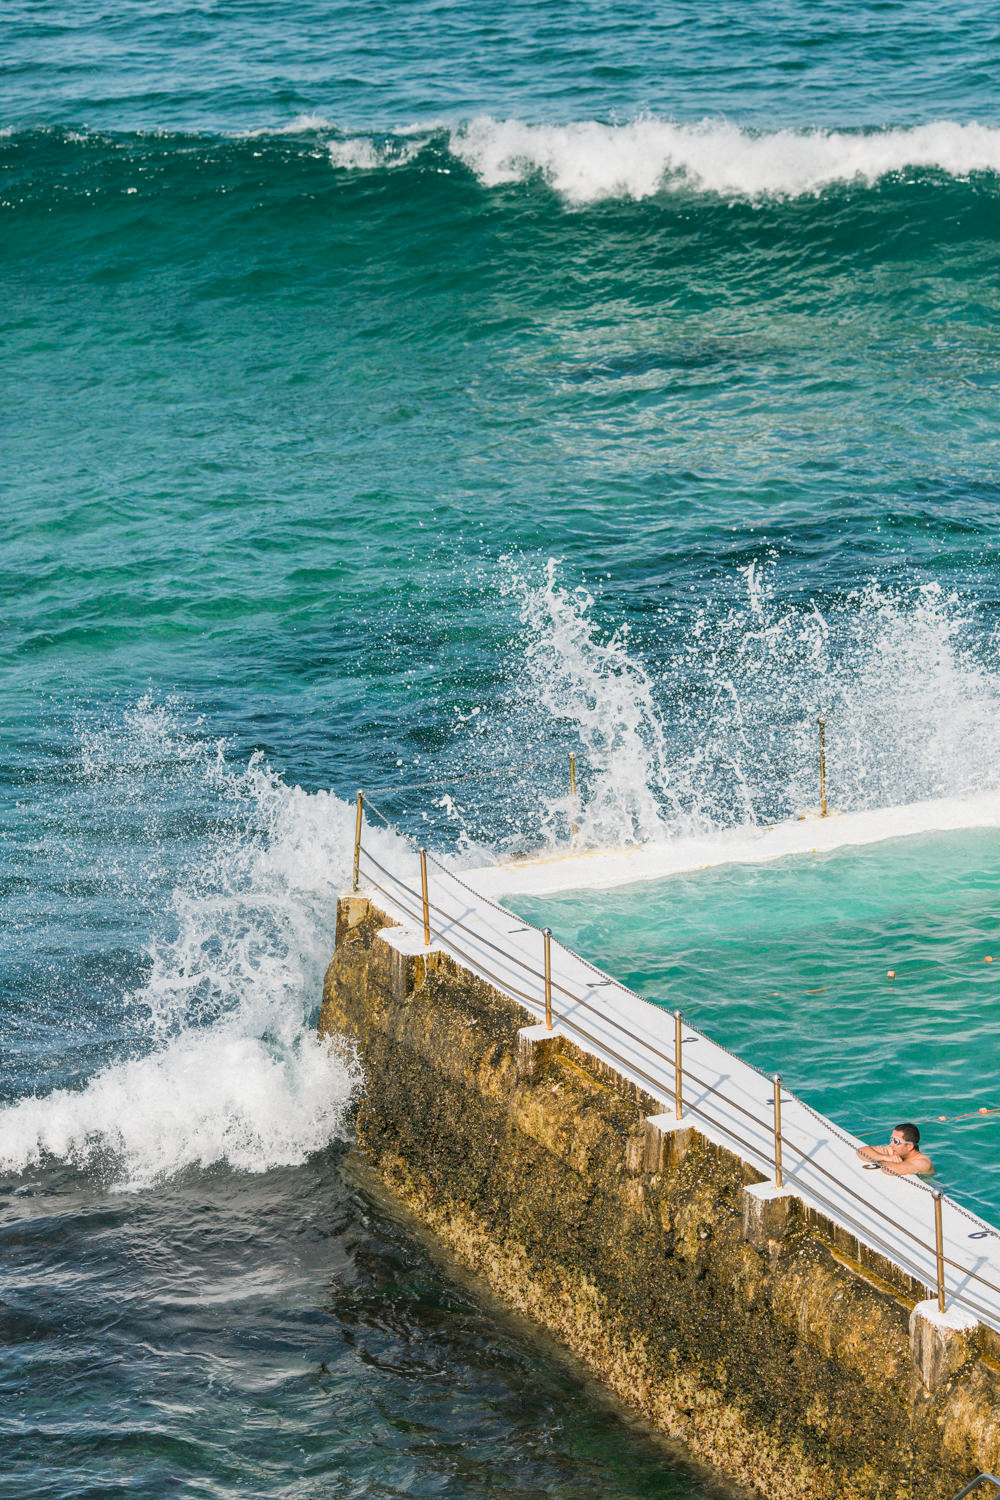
513;560;699;846
815;585;1000;809
676;572;1000;822
0;704;410;1189
492;563;1000;849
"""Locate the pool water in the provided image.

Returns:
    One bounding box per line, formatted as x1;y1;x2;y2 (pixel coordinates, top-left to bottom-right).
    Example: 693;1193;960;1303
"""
511;826;1000;1223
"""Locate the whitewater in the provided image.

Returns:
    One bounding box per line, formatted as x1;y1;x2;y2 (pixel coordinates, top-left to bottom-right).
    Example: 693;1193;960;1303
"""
327;116;1000;201
6;567;1000;1190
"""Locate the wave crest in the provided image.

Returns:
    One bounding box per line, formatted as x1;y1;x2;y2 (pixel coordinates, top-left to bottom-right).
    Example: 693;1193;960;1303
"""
326;116;1000;202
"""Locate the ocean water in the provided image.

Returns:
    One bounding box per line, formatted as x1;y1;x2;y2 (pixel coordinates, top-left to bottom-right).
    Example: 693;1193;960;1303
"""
5;2;1000;1493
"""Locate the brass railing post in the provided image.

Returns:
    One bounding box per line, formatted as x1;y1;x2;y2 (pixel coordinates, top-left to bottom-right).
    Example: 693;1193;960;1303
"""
817;716;827;818
569;752;578;839
773;1074;783;1187
352;789;365;892
674;1011;683;1120
544;928;553;1030
419;847;431;947
934;1189;946;1312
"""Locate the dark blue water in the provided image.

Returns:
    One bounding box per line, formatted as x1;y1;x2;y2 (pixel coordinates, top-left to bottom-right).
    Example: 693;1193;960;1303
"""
6;2;1000;1492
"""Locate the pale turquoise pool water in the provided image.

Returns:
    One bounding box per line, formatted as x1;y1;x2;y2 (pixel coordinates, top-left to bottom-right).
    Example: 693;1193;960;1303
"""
512;827;1000;1223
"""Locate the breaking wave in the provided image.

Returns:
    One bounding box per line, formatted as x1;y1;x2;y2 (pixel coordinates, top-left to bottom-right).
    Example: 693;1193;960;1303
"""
0;704;410;1189
326;116;1000;202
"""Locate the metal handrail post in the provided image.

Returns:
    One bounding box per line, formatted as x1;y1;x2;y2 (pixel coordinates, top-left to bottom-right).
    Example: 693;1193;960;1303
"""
773;1074;783;1187
674;1011;683;1121
353;790;365;892
934;1189;946;1312
419;848;431;947
569;753;579;838
544;928;553;1030
817;716;827;818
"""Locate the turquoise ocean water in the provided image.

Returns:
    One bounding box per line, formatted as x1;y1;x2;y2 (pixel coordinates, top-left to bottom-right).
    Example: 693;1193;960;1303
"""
6;3;1000;1493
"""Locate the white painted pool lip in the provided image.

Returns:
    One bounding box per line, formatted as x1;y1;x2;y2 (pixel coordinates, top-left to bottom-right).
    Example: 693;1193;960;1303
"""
462;790;1000;900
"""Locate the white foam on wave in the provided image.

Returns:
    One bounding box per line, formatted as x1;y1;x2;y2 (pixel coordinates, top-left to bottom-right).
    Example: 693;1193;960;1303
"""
454;117;1000;201
0;1029;355;1188
0;704;413;1190
327;135;423;171
324;116;1000;202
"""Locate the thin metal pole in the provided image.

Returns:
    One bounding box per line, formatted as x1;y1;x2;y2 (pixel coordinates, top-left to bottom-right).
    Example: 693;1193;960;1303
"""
817;716;827;818
419;847;431;947
544;928;553;1030
934;1189;946;1312
352;790;365;892
674;1011;683;1121
568;753;578;838
773;1073;783;1187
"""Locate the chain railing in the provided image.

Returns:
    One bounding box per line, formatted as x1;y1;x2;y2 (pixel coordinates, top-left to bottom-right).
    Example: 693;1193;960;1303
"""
347;792;1000;1332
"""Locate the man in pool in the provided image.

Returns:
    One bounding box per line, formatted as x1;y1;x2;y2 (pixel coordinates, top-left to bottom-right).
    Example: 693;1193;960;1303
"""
856;1122;934;1176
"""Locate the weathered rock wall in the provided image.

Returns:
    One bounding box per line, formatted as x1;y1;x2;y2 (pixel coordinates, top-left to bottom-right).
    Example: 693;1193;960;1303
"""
319;895;1000;1500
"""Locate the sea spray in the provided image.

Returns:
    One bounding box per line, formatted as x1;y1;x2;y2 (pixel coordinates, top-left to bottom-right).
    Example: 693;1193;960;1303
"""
456;562;1000;850
673;572;1000;821
0;703;411;1188
513;559;703;846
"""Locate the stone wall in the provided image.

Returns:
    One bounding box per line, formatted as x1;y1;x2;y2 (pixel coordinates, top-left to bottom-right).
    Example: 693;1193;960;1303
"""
319;894;1000;1500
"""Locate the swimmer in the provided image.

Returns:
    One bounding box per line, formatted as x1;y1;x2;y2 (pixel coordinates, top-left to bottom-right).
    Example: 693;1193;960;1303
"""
856;1122;934;1176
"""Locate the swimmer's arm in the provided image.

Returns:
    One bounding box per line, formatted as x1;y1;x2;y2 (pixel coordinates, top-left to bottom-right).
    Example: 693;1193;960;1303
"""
856;1144;896;1162
881;1153;933;1177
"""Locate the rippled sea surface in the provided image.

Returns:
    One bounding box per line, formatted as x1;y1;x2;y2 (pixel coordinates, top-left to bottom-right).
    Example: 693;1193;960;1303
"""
6;2;1000;1493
